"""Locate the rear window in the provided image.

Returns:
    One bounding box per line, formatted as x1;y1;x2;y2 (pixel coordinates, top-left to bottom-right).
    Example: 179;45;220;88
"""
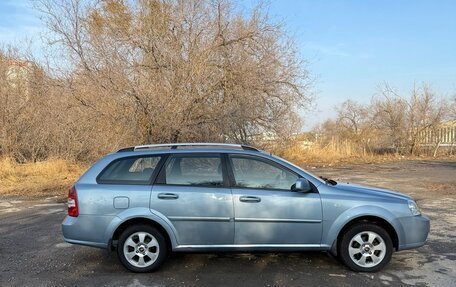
97;156;162;184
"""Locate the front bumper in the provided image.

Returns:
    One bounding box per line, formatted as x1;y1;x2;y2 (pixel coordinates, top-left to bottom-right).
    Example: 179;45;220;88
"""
397;214;430;250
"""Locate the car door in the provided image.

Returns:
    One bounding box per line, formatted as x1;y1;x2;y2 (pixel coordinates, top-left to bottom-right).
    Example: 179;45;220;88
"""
150;153;234;246
228;154;323;245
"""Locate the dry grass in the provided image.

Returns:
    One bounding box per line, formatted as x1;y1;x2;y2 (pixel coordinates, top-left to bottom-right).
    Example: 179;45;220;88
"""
1;142;454;200
281;142;406;168
280;141;456;168
0;157;86;200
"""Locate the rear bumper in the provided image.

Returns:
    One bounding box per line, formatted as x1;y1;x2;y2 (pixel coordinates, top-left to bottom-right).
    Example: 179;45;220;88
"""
63;237;108;249
62;215;110;249
397;214;430;251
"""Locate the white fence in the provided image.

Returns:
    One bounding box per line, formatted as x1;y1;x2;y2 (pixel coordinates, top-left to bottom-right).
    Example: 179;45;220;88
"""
418;122;456;147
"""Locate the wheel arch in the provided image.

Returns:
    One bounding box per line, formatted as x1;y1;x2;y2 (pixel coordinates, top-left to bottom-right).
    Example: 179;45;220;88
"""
110;217;173;251
104;208;179;251
325;206;403;256
334;215;399;255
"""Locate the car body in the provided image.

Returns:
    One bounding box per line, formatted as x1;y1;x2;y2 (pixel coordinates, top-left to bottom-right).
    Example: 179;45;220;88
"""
62;143;430;272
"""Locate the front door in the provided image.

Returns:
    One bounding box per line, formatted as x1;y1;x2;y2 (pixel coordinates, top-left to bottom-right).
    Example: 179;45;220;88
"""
228;154;322;245
150;153;234;245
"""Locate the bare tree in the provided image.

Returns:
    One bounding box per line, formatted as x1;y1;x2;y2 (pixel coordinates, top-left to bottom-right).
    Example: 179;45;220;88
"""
371;84;408;153
450;95;456;120
314;83;450;156
34;0;312;149
333;100;374;155
406;84;447;155
0;47;54;161
335;100;368;136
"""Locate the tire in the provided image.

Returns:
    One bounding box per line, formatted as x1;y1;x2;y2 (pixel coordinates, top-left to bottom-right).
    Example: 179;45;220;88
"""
117;224;168;272
339;223;393;272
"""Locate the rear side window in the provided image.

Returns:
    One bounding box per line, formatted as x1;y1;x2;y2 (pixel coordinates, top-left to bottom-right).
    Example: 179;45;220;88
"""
98;156;162;184
162;154;223;187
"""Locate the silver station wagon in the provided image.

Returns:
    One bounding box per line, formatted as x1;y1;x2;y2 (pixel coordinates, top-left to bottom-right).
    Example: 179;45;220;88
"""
62;143;430;272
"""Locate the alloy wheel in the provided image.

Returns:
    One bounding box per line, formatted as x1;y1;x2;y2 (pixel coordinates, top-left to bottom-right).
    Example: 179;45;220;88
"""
348;231;386;267
123;231;160;268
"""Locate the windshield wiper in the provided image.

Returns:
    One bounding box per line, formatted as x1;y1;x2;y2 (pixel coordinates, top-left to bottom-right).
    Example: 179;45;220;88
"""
320;176;337;186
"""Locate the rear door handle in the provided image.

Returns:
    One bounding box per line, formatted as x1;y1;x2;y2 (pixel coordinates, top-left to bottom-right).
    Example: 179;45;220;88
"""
158;193;179;200
239;196;261;203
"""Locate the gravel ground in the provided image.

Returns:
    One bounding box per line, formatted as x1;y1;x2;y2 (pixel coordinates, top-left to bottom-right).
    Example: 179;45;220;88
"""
0;160;455;287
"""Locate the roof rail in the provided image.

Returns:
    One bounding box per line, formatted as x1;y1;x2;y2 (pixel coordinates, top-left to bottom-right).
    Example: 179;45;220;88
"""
117;143;259;152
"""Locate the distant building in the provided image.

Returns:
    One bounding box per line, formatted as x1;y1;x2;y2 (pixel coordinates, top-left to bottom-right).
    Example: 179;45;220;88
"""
6;59;33;82
4;59;36;97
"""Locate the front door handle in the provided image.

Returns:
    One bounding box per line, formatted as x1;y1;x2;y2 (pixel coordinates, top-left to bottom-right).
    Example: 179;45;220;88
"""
239;196;261;203
158;193;179;200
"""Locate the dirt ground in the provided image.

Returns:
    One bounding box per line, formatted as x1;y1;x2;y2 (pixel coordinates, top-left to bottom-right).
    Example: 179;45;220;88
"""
0;160;455;287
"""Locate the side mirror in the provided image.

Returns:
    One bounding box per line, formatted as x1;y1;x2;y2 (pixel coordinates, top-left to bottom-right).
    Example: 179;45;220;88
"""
294;178;312;193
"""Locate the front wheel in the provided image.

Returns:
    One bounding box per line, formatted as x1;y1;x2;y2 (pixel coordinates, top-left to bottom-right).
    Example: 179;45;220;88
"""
339;223;393;272
117;225;168;272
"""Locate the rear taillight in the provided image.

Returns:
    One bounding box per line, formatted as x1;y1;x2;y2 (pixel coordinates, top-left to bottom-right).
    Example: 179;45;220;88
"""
68;186;79;217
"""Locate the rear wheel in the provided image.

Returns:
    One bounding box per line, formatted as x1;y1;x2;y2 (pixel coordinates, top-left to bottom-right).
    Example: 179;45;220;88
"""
339;223;393;272
117;224;168;272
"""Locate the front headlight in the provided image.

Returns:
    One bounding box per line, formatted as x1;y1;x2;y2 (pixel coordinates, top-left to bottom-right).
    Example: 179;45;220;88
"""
408;200;421;216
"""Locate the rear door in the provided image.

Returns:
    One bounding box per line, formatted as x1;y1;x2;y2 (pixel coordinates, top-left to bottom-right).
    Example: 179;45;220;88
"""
75;155;163;244
228;154;323;245
150;153;234;245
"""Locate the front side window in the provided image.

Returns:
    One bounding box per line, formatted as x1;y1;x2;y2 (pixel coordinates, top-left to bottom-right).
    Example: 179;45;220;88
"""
230;155;298;190
98;156;162;184
163;154;224;187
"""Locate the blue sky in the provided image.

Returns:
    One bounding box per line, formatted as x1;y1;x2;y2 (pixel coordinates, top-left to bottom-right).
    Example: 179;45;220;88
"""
267;0;456;128
1;0;455;129
0;1;40;45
